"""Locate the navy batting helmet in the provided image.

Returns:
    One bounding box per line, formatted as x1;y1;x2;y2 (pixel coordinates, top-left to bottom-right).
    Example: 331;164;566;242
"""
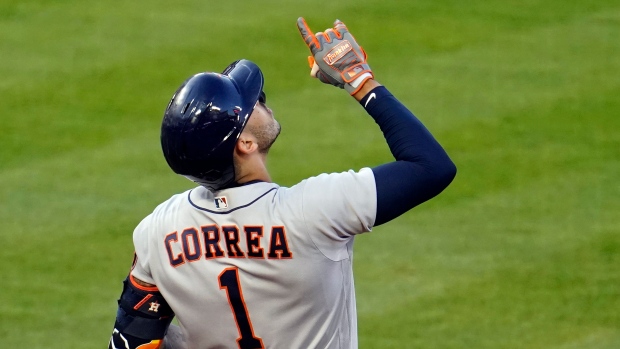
161;59;265;191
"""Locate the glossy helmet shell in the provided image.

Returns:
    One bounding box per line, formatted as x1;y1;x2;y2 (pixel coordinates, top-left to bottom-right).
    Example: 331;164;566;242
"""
161;59;264;190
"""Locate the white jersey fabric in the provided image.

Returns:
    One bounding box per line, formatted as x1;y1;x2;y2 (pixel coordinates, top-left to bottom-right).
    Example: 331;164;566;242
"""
131;168;377;349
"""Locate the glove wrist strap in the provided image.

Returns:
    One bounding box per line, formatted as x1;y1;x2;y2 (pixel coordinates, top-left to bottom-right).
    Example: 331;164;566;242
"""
345;72;374;94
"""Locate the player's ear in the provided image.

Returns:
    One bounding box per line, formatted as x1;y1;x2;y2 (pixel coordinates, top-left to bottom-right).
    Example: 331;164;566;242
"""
235;133;258;155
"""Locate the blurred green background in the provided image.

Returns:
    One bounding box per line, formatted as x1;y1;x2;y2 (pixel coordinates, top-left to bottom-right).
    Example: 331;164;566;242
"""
1;0;618;348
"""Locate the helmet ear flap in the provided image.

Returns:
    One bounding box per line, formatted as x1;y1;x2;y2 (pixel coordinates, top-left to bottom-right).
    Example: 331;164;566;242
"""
160;60;264;191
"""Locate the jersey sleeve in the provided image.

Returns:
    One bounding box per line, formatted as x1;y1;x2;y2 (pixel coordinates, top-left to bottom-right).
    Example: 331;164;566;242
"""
297;167;377;260
130;214;156;285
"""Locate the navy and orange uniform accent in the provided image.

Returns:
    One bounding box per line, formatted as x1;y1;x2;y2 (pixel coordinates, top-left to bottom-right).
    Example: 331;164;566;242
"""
109;275;174;349
267;226;292;259
163;224;293;265
222;225;246;258
202;224;226;259
219;267;265;349
244;226;265;259
164;232;185;267
181;227;202;261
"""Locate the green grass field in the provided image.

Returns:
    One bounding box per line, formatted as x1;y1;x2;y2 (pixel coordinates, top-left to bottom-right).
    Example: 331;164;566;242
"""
1;0;619;347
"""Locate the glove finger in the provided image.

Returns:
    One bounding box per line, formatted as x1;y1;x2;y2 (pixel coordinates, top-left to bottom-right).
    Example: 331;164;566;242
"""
324;28;341;41
317;70;344;88
307;56;315;69
315;31;329;46
296;17;320;54
333;19;349;36
316;70;332;84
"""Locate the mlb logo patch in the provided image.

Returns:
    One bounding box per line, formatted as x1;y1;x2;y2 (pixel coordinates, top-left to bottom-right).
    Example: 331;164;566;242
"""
214;196;228;209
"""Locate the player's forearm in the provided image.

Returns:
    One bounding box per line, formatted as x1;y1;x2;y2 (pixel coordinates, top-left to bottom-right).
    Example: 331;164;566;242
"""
359;85;451;164
360;85;456;225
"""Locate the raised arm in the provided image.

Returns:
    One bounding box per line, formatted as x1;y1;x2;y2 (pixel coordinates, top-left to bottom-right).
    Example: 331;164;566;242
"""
297;18;456;226
358;82;456;225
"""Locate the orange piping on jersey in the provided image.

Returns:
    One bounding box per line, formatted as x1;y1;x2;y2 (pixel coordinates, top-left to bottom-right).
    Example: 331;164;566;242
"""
130;274;159;292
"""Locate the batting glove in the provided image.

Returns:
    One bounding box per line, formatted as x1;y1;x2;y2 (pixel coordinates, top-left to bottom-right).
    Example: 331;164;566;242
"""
297;17;374;95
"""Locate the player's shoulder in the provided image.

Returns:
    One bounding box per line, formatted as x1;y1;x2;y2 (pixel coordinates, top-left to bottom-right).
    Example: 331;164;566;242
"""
133;188;193;229
151;188;193;215
276;167;376;209
290;167;375;191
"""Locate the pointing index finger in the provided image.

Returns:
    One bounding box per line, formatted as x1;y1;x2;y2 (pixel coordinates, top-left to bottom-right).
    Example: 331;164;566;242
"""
296;17;320;53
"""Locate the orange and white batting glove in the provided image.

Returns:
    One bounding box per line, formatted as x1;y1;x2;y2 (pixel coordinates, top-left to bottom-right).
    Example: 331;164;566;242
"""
297;17;374;95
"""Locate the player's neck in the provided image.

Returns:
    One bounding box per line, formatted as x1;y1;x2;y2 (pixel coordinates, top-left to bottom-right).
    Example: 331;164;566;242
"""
234;153;272;184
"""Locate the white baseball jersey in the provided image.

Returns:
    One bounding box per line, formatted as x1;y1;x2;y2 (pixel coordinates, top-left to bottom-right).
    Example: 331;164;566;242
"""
131;168;377;349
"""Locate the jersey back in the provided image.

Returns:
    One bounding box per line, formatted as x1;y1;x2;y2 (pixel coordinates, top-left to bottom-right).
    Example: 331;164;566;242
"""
131;169;376;349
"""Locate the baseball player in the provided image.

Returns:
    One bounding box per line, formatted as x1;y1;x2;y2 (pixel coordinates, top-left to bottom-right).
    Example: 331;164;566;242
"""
109;17;456;349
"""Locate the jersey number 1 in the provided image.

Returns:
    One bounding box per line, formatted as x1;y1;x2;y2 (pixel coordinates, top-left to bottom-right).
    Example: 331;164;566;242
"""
218;267;265;349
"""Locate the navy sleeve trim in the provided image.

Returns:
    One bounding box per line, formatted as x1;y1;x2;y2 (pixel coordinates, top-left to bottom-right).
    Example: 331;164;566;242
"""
362;86;457;226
